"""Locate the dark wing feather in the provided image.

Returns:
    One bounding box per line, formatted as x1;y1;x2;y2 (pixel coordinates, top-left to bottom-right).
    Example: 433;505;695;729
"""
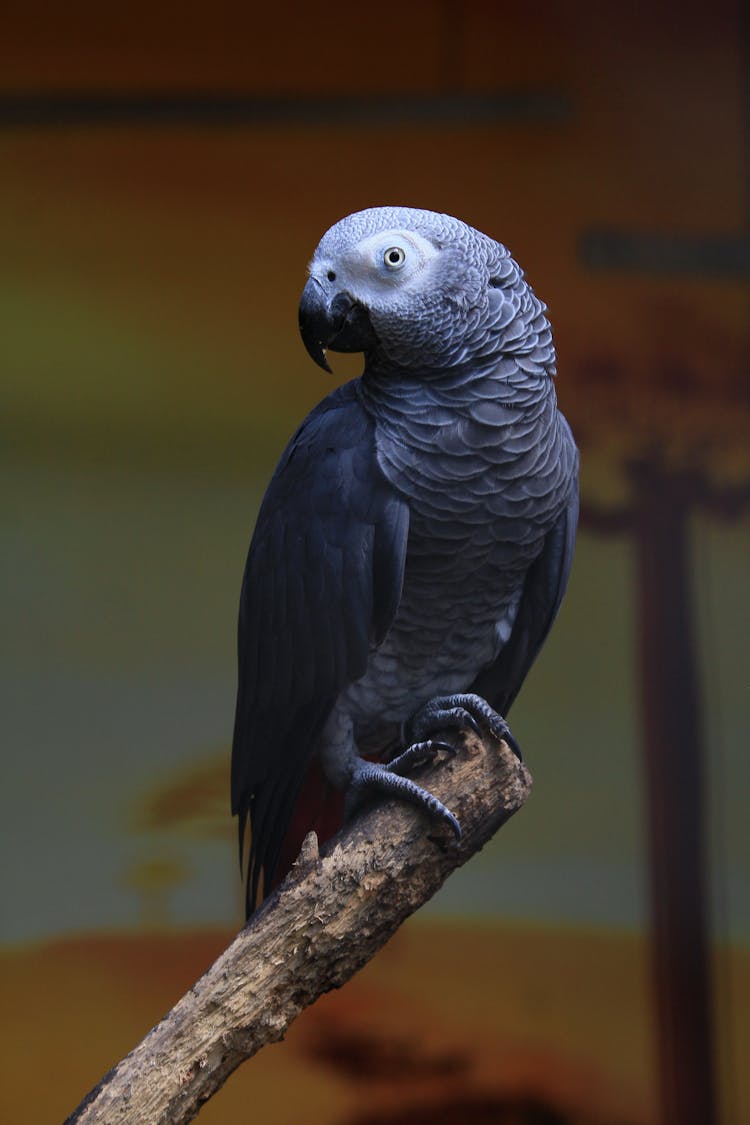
231;380;408;911
471;474;579;716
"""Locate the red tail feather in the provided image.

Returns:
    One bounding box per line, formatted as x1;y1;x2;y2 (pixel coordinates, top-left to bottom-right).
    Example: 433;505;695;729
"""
271;759;346;890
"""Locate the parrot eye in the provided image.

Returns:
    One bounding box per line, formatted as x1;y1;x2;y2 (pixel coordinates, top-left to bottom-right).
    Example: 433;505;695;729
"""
383;246;406;271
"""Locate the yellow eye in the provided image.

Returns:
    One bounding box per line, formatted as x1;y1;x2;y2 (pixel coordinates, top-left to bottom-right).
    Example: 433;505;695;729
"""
383;246;406;270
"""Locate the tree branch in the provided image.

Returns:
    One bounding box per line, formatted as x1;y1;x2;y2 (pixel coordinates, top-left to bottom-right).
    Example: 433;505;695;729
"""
65;734;531;1125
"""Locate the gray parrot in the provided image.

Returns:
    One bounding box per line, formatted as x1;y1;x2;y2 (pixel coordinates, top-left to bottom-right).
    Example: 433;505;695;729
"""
232;206;578;913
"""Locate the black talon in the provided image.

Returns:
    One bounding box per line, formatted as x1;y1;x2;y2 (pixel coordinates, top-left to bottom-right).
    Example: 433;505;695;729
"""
386;737;456;775
500;727;523;761
455;708;482;737
408;692;522;760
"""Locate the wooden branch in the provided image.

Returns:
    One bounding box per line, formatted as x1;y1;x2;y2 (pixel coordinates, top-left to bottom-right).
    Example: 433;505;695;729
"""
65;734;531;1125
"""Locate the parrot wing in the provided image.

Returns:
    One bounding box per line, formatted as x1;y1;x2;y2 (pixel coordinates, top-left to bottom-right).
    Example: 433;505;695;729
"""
231;380;409;910
472;455;579;717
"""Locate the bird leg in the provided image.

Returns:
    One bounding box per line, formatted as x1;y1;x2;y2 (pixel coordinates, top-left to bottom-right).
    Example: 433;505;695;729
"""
405;692;522;760
320;705;461;838
321;693;519;841
345;760;461;838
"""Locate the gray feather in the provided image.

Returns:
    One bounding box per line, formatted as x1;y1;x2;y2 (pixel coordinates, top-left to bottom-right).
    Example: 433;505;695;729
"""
232;206;578;906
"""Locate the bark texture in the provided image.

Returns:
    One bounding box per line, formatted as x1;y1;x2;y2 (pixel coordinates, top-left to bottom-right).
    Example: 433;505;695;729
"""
65;734;531;1125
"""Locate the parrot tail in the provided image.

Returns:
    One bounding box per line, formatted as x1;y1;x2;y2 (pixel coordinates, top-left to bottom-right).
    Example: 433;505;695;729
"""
270;760;345;891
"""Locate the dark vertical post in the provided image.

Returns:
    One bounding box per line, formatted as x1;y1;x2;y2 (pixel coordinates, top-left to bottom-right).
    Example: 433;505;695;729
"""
632;459;717;1125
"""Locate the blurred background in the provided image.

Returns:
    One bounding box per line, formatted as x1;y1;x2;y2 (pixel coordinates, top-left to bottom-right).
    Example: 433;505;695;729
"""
1;2;748;1123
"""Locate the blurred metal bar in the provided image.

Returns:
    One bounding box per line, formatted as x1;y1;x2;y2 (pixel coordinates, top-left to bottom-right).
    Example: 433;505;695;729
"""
0;89;572;129
632;462;718;1125
579;229;750;278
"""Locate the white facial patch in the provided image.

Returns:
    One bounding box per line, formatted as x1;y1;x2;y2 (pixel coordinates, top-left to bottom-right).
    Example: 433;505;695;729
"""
317;228;441;301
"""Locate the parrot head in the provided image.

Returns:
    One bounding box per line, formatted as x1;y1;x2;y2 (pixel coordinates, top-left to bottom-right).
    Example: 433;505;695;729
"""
299;206;522;373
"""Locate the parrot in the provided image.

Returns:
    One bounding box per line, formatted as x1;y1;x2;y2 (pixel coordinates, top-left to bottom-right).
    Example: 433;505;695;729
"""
231;206;578;915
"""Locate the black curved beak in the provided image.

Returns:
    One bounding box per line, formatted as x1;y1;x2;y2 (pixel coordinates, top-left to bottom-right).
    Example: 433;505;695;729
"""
298;278;376;372
299;278;333;372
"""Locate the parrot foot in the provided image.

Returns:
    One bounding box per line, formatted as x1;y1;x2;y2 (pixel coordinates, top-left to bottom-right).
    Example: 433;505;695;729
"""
345;756;461;840
407;692;522;760
386;737;455;775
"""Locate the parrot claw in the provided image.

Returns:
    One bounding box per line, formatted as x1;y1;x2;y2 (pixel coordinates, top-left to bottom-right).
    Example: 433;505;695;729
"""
407;693;522;761
345;760;461;840
386;737;456;775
